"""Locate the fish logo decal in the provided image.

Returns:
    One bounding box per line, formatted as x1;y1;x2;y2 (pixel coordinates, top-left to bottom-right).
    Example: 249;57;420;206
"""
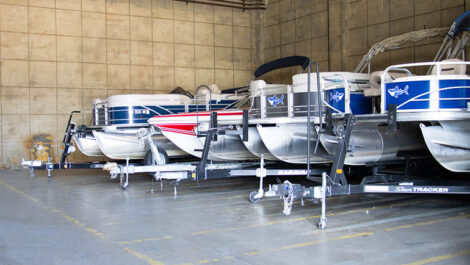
329;91;344;102
387;85;409;98
267;95;284;107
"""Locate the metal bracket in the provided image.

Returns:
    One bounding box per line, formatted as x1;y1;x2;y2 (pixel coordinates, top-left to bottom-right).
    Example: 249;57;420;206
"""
325;108;333;133
196;129;216;180
46;157;53;182
329;114;354;185
387;104;397;131
242;109;249;142
60;111;80;168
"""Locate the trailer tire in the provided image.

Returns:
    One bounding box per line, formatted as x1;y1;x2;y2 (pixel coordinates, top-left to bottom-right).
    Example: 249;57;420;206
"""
249;191;261;203
144;149;168;166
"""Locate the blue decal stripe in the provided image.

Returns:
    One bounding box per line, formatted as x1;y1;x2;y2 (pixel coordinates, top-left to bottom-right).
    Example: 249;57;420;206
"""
439;80;470;109
104;101;238;125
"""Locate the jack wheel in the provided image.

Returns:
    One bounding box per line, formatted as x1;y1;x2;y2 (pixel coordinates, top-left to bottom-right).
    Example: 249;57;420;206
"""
318;218;327;230
144;149;168;165
249;191;261;203
121;181;129;190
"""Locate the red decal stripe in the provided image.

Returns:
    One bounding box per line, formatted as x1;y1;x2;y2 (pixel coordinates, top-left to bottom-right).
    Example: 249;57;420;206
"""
156;123;197;132
161;128;196;136
151;111;242;119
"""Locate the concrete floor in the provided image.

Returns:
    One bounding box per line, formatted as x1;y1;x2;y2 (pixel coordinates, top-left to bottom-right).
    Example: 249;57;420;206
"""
0;169;469;265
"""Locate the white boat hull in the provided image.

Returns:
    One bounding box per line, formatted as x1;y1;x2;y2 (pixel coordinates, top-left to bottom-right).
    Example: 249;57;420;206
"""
240;126;279;160
72;133;104;156
257;121;330;164
320;123;425;166
93;130;188;160
151;111;258;161
203;133;258;161
159;132;257;161
420;121;470;173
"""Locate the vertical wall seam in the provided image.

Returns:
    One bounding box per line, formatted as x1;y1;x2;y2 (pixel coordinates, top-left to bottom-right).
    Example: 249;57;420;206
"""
128;0;131;93
80;0;84;126
232;7;234;88
173;1;176;90
440;0;443;28
105;2;109;96
0;2;1;163
413;0;416;63
55;0;59;159
213;6;216;88
327;0;330;71
0;0;3;164
0;0;3;163
388;0;391;66
150;0;154;93
193;4;196;90
27;0;31;161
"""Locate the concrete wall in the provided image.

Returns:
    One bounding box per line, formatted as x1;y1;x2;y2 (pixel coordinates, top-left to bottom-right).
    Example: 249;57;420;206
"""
0;0;256;167
262;0;468;83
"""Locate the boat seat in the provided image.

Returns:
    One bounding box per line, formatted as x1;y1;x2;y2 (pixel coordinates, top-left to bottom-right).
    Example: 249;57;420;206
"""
363;71;408;97
210;84;221;94
431;58;466;75
363;87;381;97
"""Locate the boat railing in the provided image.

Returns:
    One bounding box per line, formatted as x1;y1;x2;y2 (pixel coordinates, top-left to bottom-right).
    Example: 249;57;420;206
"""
306;61;322;180
195;84;212;136
93;102;108;126
249;89;325;119
381;61;470;113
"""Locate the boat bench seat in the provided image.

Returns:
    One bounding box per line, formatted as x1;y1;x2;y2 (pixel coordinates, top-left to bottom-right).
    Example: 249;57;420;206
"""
363;71;409;97
363;87;381;97
431;58;466;75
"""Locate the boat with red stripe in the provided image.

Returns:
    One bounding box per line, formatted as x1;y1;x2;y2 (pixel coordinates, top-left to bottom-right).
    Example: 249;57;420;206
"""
149;110;258;161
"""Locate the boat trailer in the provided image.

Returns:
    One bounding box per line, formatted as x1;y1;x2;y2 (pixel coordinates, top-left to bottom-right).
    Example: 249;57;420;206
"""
262;112;470;229
21;108;470;230
21;111;110;181
102;110;327;194
22;110;328;195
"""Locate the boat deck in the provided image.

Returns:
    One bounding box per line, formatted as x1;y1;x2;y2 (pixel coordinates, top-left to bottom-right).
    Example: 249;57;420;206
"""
0;169;469;264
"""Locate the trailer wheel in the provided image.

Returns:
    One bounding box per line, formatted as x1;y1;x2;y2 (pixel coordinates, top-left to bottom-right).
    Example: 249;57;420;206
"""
144;149;168;166
318;218;327;230
249;191;261;203
121;181;129;190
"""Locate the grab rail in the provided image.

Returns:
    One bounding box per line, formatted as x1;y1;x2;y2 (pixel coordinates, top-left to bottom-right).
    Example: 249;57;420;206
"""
93;102;108;126
306;61;322;179
195;84;212;136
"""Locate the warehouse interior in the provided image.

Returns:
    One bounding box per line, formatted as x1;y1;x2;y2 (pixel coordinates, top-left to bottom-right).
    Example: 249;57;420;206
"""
0;0;466;167
1;0;470;264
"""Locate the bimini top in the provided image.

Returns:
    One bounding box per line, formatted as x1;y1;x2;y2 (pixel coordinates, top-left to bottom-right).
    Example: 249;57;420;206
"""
449;9;470;39
355;28;449;73
253;56;310;78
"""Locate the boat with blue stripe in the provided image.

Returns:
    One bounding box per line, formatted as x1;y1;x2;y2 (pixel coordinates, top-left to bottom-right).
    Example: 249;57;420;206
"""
380;60;470;172
73;88;244;161
320;10;470;171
